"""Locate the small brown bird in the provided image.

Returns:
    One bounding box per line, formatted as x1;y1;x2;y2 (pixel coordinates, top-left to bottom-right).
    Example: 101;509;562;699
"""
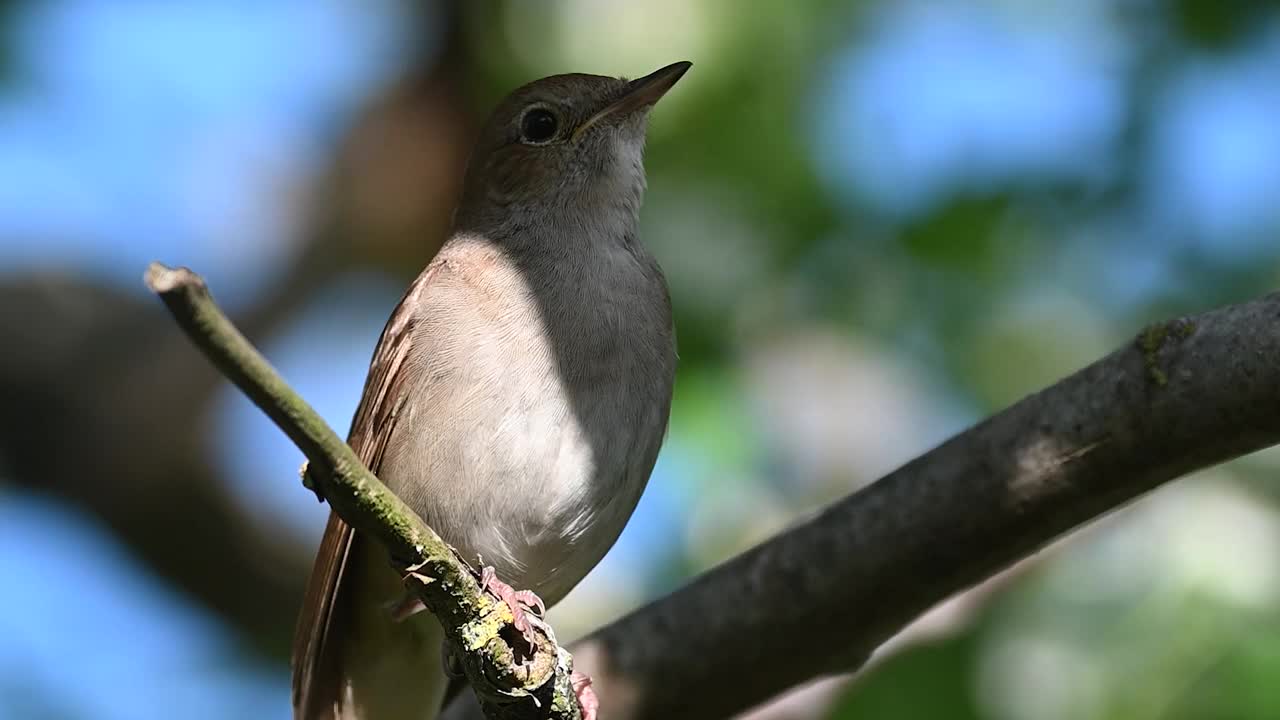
292;61;689;719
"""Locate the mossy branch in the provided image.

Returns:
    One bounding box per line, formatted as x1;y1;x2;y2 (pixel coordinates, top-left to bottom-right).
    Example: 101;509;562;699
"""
144;262;580;720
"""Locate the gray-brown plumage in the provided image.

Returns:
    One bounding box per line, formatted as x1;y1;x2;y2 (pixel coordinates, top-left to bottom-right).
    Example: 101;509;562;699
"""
292;61;689;720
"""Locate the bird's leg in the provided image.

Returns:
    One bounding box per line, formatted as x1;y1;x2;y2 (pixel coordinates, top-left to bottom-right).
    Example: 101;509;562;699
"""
387;558;435;621
514;602;596;720
479;566;545;646
385;592;427;622
571;672;599;720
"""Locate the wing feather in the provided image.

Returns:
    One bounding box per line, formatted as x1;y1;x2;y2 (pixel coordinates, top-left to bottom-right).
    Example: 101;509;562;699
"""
291;267;437;719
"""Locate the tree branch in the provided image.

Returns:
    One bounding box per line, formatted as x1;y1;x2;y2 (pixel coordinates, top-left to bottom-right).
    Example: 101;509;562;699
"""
143;262;581;720
443;292;1280;720
148;255;1280;719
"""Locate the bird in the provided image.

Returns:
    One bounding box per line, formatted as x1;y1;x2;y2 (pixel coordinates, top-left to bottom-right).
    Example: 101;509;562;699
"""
291;60;689;720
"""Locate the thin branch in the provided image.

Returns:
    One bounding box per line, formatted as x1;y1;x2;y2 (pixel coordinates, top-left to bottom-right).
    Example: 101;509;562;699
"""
143;262;581;720
443;292;1280;720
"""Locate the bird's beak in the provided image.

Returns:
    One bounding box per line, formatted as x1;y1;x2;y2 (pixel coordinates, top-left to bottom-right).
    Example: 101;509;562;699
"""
573;61;692;141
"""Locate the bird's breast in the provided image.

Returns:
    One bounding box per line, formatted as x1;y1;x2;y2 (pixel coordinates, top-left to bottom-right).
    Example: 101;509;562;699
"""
378;238;674;604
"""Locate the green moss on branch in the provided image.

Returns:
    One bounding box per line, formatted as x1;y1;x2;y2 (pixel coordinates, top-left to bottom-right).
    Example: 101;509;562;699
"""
1137;318;1197;387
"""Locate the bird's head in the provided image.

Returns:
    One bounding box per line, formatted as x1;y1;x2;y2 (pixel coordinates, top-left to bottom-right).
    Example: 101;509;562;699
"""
454;61;691;237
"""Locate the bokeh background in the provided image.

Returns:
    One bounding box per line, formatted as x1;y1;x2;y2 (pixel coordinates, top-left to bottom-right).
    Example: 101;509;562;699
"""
3;1;1280;718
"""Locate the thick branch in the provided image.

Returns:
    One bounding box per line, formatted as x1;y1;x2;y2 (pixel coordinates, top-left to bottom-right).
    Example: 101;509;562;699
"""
144;262;580;720
447;292;1280;720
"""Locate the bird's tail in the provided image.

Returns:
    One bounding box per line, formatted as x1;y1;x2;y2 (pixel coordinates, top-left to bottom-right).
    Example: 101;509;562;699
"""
293;515;448;719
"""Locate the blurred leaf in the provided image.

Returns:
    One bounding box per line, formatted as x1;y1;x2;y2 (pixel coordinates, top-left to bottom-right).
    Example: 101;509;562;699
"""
668;368;755;476
1173;0;1277;50
1161;612;1280;720
827;633;983;720
898;194;1010;276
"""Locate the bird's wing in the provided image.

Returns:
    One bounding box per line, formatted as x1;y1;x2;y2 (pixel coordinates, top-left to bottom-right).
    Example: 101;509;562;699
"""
291;266;437;720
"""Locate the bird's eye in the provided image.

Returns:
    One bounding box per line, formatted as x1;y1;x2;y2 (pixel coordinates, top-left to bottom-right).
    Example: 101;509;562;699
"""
520;108;559;144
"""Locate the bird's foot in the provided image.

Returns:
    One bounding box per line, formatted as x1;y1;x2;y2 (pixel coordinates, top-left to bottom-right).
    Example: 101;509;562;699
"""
571;671;599;720
384;592;427;622
479;566;545;646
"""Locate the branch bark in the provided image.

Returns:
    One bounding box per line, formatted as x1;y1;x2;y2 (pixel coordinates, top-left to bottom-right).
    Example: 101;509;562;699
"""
144;262;582;720
441;292;1280;720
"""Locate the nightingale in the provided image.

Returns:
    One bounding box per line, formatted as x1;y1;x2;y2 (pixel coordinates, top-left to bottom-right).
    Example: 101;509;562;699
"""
292;61;689;720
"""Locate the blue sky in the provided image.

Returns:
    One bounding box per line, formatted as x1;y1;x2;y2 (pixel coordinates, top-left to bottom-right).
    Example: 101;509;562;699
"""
0;0;416;300
0;492;290;719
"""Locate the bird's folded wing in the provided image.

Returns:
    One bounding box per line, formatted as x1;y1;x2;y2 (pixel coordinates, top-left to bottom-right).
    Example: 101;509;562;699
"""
291;268;435;719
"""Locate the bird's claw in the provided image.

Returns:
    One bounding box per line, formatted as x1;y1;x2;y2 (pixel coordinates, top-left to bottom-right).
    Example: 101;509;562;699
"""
479;566;545;647
571;671;599;720
383;592;427;622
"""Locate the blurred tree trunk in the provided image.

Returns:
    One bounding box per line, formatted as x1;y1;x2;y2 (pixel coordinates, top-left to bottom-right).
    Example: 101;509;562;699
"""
0;0;475;657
